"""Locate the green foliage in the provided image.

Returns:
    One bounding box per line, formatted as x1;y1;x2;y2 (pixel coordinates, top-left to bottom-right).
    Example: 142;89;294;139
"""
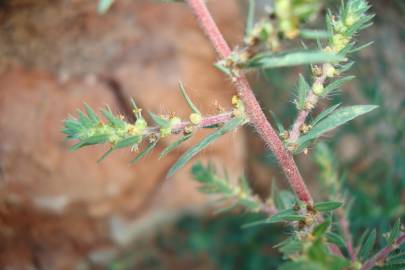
243;50;344;70
191;163;265;212
297;105;378;146
65;1;405;269
167;116;246;178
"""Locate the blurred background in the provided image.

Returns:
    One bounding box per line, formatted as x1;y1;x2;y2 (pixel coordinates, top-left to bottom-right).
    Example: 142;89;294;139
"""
0;0;403;269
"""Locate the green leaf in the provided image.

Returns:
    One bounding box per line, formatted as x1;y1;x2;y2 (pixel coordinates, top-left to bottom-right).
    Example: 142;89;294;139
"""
130;140;159;164
299;29;330;40
298;105;378;145
325;232;346;247
149;112;170;128
388;219;401;246
279;261;325;270
97;0;114;14
84;103;99;124
178;81;200;114
267;208;304;223
313;221;331;238
97;147;114;163
296;74;310;110
322;76;355;96
244;50;344;69
159;134;192;159
314;201;342;212
70;134;109;151
311;103;341;127
245;0;255;37
167;117;244;177
115;136;142;149
358;229;376;259
101;108;125;128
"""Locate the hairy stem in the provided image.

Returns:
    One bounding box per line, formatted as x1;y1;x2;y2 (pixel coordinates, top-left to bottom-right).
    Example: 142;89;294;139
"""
289;65;327;143
361;233;405;270
185;0;313;204
145;111;235;135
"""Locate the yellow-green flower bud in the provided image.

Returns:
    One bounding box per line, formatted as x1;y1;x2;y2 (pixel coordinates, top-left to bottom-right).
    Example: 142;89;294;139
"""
135;118;147;129
189;113;202;125
170;116;181;127
312;82;324;96
332;34;350;52
345;15;356;27
325;64;337;78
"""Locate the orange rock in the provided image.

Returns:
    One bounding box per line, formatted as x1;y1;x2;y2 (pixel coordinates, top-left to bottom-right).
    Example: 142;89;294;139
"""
0;0;245;268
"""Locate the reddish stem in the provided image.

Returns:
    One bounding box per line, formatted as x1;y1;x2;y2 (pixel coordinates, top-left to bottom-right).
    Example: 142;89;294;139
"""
185;0;313;204
145;111;234;135
361;233;405;270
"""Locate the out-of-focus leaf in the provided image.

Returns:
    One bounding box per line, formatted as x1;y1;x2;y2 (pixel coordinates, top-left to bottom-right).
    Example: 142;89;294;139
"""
130;140;158;164
322;76;355;96
149;112;170;128
358;229;376;260
244;50;344;69
314;201;342;212
296;74;310;110
245;0;255;37
179;81;200;114
299;29;330;40
325;232;346;247
167;117;244;177
388;219;401;245
159;134;192;159
98;0;114;14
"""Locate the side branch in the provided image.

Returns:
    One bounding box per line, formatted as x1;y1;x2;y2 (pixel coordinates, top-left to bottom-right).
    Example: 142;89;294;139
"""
186;0;313;204
361;233;405;270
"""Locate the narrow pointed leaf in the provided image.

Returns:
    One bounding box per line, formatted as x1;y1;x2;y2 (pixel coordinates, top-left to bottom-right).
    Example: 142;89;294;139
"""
130;140;158;164
97;147;114;163
299;29;330;39
388;219;401;246
245;0;255;37
115;136;142;149
84;103;99;124
298;105;378;145
244;50;344;69
101;108;125;127
322;76;355;96
178;81;200;114
296;74;310;110
325;232;346;247
314;201;342;212
359;229;376;259
311;103;341;127
167;117;244;178
149;112;170;128
159;134;192;159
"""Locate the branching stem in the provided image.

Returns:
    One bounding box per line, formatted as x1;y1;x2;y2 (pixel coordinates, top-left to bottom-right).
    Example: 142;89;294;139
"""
361;233;405;270
289;64;327;143
185;0;313;205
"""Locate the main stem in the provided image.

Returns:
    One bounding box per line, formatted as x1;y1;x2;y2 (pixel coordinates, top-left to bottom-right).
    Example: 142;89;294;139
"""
186;0;313;205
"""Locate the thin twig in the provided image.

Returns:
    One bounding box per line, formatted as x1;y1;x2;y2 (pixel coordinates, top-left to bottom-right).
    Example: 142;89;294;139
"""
289;64;328;143
361;233;405;270
185;0;313;205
